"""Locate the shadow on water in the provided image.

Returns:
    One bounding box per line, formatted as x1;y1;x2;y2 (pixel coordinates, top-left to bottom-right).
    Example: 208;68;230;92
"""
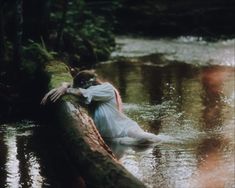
97;59;235;188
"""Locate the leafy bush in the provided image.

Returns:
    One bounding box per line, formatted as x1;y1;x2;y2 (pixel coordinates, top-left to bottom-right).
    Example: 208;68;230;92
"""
23;39;56;63
22;39;56;75
49;0;118;64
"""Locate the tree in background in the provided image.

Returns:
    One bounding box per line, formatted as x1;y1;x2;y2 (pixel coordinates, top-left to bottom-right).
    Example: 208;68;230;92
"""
49;0;120;67
0;0;120;119
13;0;23;73
0;6;5;64
0;0;119;68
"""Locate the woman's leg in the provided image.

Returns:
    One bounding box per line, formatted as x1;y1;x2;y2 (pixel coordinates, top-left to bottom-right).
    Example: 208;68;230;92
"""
127;128;161;142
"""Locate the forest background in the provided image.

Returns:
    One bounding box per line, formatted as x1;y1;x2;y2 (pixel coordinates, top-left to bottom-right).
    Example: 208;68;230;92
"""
0;0;234;121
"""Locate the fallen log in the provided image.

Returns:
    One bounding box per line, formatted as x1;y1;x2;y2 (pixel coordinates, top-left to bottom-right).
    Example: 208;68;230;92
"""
44;60;146;188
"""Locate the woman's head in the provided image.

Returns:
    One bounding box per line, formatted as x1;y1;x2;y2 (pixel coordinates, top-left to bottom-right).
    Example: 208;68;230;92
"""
73;70;98;88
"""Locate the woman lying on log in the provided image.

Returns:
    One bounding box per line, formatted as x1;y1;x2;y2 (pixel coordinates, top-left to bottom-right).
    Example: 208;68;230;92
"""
41;70;162;145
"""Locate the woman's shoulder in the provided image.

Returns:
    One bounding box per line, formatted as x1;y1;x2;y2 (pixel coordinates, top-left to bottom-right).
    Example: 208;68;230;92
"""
101;82;114;87
88;82;114;91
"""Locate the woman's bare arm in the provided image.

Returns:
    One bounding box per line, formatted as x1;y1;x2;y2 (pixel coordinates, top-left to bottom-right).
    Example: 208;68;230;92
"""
41;88;59;105
41;82;84;105
66;87;82;96
41;82;69;104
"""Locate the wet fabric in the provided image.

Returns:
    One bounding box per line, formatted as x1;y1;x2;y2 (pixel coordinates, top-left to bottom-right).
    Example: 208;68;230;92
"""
79;83;142;138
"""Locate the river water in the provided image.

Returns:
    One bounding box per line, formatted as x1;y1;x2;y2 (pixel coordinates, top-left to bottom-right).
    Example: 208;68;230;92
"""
0;36;234;188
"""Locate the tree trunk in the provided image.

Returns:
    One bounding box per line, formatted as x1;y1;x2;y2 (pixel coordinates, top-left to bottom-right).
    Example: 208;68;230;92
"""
0;7;5;64
44;61;146;188
13;0;23;71
56;0;69;51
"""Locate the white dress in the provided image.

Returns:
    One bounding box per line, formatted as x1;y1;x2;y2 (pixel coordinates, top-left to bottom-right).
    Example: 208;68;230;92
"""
79;83;142;138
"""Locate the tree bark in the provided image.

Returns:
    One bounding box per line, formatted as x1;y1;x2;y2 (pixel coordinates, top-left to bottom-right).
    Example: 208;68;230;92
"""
44;61;146;188
13;0;23;71
56;0;69;51
0;7;5;64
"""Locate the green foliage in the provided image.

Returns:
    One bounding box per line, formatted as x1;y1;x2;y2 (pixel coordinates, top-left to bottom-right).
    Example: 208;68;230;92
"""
50;0;118;63
46;60;72;88
23;39;56;63
21;39;57;76
1;0;121;70
79;14;115;60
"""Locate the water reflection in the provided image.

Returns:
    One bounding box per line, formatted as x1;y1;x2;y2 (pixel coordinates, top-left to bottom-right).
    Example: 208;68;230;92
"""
194;66;235;188
0;123;43;188
97;61;235;188
192;138;227;188
0;122;84;188
5;132;20;187
0;131;7;186
0;58;234;187
201;66;234;130
17;134;45;187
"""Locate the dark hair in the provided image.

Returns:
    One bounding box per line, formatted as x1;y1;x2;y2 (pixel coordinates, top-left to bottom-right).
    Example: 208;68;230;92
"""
73;70;98;88
74;70;123;111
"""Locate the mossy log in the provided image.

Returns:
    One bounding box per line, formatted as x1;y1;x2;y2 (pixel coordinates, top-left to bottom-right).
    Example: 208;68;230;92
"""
44;61;146;188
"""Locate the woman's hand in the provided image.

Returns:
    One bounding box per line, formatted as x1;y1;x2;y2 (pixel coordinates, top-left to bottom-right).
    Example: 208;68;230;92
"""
50;85;68;102
41;88;58;105
41;84;69;105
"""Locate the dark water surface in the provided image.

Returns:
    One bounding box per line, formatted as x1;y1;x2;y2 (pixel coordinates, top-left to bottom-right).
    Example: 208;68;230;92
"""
0;37;234;188
0;121;82;188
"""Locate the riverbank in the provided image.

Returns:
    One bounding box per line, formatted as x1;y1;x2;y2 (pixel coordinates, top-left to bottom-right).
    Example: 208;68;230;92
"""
109;36;235;67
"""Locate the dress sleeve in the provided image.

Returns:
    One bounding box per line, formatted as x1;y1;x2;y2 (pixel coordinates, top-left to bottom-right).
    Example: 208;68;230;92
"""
79;83;115;104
